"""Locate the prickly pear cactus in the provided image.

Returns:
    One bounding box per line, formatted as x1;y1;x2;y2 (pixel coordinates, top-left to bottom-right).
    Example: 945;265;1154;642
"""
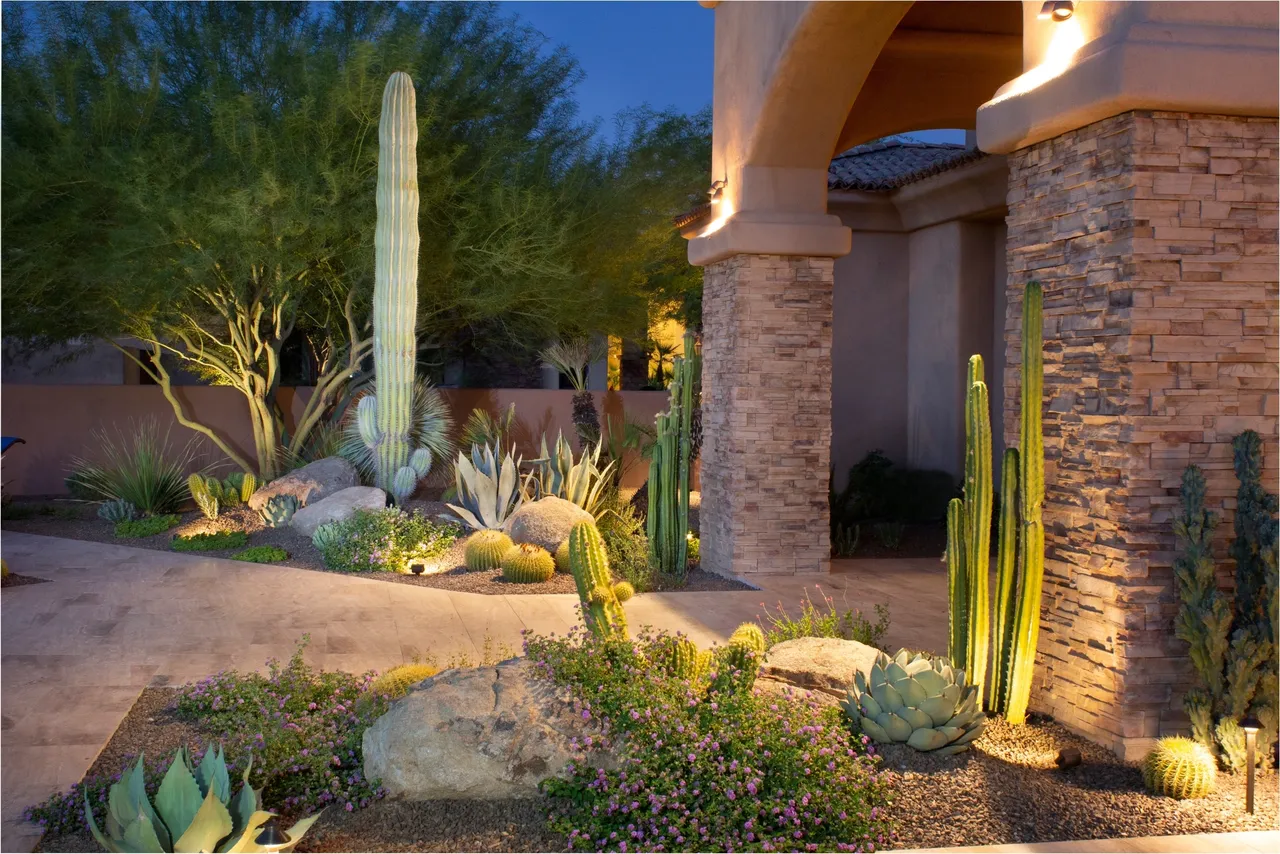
569;520;628;639
501;543;556;584
1142;737;1216;799
258;494;299;528
466;530;514;572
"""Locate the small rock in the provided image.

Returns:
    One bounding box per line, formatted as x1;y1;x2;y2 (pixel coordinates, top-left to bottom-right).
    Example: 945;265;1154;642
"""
504;497;593;553
759;636;881;697
249;457;359;512
290;486;387;537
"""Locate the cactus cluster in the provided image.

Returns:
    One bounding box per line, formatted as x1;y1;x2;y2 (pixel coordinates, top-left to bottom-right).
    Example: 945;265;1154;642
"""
1142;737;1216;799
465;530;514;572
652;622;765;695
654;635;709;684
98;498;138;523
945;281;1045;724
501;543;556;584
258;494;298;528
187;473;256;520
647;331;700;580
842;649;986;754
568;519;630;640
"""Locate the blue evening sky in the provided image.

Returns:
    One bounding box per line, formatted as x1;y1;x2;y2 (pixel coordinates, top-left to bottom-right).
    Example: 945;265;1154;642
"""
501;0;964;146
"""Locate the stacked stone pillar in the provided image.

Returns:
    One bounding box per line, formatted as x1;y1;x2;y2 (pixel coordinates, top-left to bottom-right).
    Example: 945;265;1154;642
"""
1003;110;1278;759
700;254;834;576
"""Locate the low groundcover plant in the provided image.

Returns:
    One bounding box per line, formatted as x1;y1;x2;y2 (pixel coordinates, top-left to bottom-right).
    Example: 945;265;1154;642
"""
527;625;896;852
318;508;460;573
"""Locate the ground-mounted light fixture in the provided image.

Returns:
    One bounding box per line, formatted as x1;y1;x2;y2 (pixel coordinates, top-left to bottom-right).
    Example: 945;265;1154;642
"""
708;179;727;205
1038;1;1074;21
1241;714;1261;814
409;561;427;576
254;817;291;852
1055;747;1082;769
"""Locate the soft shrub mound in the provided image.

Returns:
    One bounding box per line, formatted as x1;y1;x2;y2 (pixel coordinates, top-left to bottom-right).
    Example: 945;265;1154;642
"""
527;626;895;852
761;587;890;650
318;508;460;573
232;545;289;563
598;501;655;592
114;514;181;538
172;530;249;552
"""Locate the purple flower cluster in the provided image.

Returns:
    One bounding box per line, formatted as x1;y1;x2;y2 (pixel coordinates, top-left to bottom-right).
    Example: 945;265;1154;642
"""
527;627;896;852
23;752;178;837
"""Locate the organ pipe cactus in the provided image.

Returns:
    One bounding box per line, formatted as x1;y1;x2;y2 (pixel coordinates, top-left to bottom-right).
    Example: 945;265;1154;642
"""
568;519;629;640
990;447;1020;714
842;649;986;754
85;745;320;853
359;72;436;504
647;331;700;580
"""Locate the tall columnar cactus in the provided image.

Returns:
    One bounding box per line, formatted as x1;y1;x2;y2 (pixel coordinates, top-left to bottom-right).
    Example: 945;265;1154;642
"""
359;72;433;504
990;447;1020;714
568;519;629;640
647;331;701;579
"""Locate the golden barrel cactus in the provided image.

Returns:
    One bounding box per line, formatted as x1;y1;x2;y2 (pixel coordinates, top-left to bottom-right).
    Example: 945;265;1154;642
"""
1142;737;1216;800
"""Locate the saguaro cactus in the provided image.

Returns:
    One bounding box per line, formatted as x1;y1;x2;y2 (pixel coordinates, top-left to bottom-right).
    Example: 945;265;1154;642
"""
647;331;701;580
358;72;431;504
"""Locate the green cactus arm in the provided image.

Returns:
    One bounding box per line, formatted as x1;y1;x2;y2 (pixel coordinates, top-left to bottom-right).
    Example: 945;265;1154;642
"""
946;498;968;668
965;377;993;709
991;447;1020;715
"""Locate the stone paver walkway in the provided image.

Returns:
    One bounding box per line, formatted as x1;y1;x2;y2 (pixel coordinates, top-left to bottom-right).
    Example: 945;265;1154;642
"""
1;532;944;852
909;830;1280;853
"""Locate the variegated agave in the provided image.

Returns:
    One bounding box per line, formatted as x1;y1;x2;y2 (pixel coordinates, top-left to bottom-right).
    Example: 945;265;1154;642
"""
444;443;525;531
85;745;320;853
841;649;986;754
525;431;617;518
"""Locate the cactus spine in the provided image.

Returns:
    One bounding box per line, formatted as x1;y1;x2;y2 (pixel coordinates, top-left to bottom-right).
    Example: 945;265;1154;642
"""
361;71;431;504
569;520;628;639
647;331;700;580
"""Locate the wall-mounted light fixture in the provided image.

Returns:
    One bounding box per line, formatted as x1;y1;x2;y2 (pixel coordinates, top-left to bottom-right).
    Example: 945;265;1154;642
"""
1038;1;1074;21
708;179;727;205
1241;715;1261;814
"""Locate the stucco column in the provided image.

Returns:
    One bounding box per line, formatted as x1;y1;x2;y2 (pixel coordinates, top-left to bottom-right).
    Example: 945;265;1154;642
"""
700;254;834;576
1002;111;1278;759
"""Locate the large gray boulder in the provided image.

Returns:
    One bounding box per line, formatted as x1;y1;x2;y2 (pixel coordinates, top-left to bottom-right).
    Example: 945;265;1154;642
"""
505;496;593;553
759;636;882;698
290;486;386;537
363;659;611;800
249;457;358;512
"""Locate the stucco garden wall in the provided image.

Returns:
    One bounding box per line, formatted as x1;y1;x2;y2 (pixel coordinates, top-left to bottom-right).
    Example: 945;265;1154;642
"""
1003;110;1279;759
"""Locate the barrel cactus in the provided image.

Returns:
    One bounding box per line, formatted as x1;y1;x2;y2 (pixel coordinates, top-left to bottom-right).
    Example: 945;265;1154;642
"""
554;539;571;573
98;498;137;524
568;519;629;640
85;745;320;854
710;622;768;694
501;543;555;584
842;649;986;754
654;635;708;683
258;494;298;528
466;530;514;572
1142;737;1216;799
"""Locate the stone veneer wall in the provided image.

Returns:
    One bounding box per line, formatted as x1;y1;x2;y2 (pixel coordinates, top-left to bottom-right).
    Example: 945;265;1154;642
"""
700;254;833;576
1003;111;1278;759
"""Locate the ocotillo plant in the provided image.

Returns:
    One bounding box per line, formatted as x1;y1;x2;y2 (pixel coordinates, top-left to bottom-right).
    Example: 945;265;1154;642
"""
647;331;701;580
357;72;433;504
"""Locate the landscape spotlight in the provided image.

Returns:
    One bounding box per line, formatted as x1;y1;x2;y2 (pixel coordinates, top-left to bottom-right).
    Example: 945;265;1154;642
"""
410;561;427;576
254;817;291;852
708;179;727;204
1038;1;1074;21
1241;715;1261;814
1055;747;1082;769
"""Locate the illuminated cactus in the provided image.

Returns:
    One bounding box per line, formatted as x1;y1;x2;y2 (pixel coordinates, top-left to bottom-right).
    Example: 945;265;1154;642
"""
569;520;628;640
501;543;555;584
647;332;700;580
188;474;219;520
1142;737;1216;799
465;530;513;572
990;448;1021;714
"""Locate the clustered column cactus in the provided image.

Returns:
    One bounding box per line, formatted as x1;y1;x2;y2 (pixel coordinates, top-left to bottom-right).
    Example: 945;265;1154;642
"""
357;72;434;506
945;280;1045;724
647;331;700;580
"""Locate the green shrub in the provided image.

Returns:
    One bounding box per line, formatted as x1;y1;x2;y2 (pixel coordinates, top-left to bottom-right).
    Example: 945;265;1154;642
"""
67;418;198;514
598;501;655;592
831;449;957;527
760;587;891;650
232;545;289;563
318;508;460;573
114;514;181;538
171;530;249;552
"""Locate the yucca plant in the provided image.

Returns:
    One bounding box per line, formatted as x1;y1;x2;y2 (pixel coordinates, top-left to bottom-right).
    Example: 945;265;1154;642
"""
67;419;201;515
85;745;319;853
525;431;617;518
541;338;607;446
444;443;525;531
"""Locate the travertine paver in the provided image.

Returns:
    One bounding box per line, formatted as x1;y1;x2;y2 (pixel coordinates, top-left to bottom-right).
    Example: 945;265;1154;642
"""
908;830;1280;853
0;532;944;852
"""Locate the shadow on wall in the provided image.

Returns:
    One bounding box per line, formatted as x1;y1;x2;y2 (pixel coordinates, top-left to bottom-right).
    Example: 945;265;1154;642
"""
0;385;677;496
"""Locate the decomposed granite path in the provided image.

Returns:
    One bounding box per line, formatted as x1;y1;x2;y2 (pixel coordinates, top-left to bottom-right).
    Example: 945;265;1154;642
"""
0;531;946;852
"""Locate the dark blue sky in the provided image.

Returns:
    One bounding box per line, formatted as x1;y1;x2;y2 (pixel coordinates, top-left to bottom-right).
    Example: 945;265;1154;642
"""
501;1;963;146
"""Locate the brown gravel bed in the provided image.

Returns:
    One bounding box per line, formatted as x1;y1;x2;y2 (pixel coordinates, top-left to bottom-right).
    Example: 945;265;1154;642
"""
880;714;1279;849
2;498;751;593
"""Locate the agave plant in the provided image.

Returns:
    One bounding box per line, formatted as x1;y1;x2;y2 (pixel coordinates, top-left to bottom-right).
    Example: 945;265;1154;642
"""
841;648;986;754
525;431;617;518
444;443;525;531
85;745;320;853
339;379;454;486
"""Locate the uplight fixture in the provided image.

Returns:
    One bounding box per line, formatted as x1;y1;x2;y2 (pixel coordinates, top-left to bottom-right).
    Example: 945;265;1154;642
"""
1038;1;1074;21
708;179;726;204
254;817;291;852
1241;715;1261;814
1055;747;1082;769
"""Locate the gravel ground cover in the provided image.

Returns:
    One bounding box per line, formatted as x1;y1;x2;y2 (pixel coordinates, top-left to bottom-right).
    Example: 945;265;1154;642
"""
1;498;749;593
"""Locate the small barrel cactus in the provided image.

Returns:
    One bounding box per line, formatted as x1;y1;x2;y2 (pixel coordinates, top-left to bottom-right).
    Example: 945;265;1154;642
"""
711;622;767;694
842;648;987;754
568;520;629;640
238;472;257;504
466;530;513;572
728;622;766;654
1142;736;1216;799
501;543;555;584
655;635;707;683
312;521;342;553
98;498;138;524
554;539;571;573
258;494;299;528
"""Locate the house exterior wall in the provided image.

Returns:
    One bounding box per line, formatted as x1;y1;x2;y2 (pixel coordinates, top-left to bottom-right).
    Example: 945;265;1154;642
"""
1003;110;1279;759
